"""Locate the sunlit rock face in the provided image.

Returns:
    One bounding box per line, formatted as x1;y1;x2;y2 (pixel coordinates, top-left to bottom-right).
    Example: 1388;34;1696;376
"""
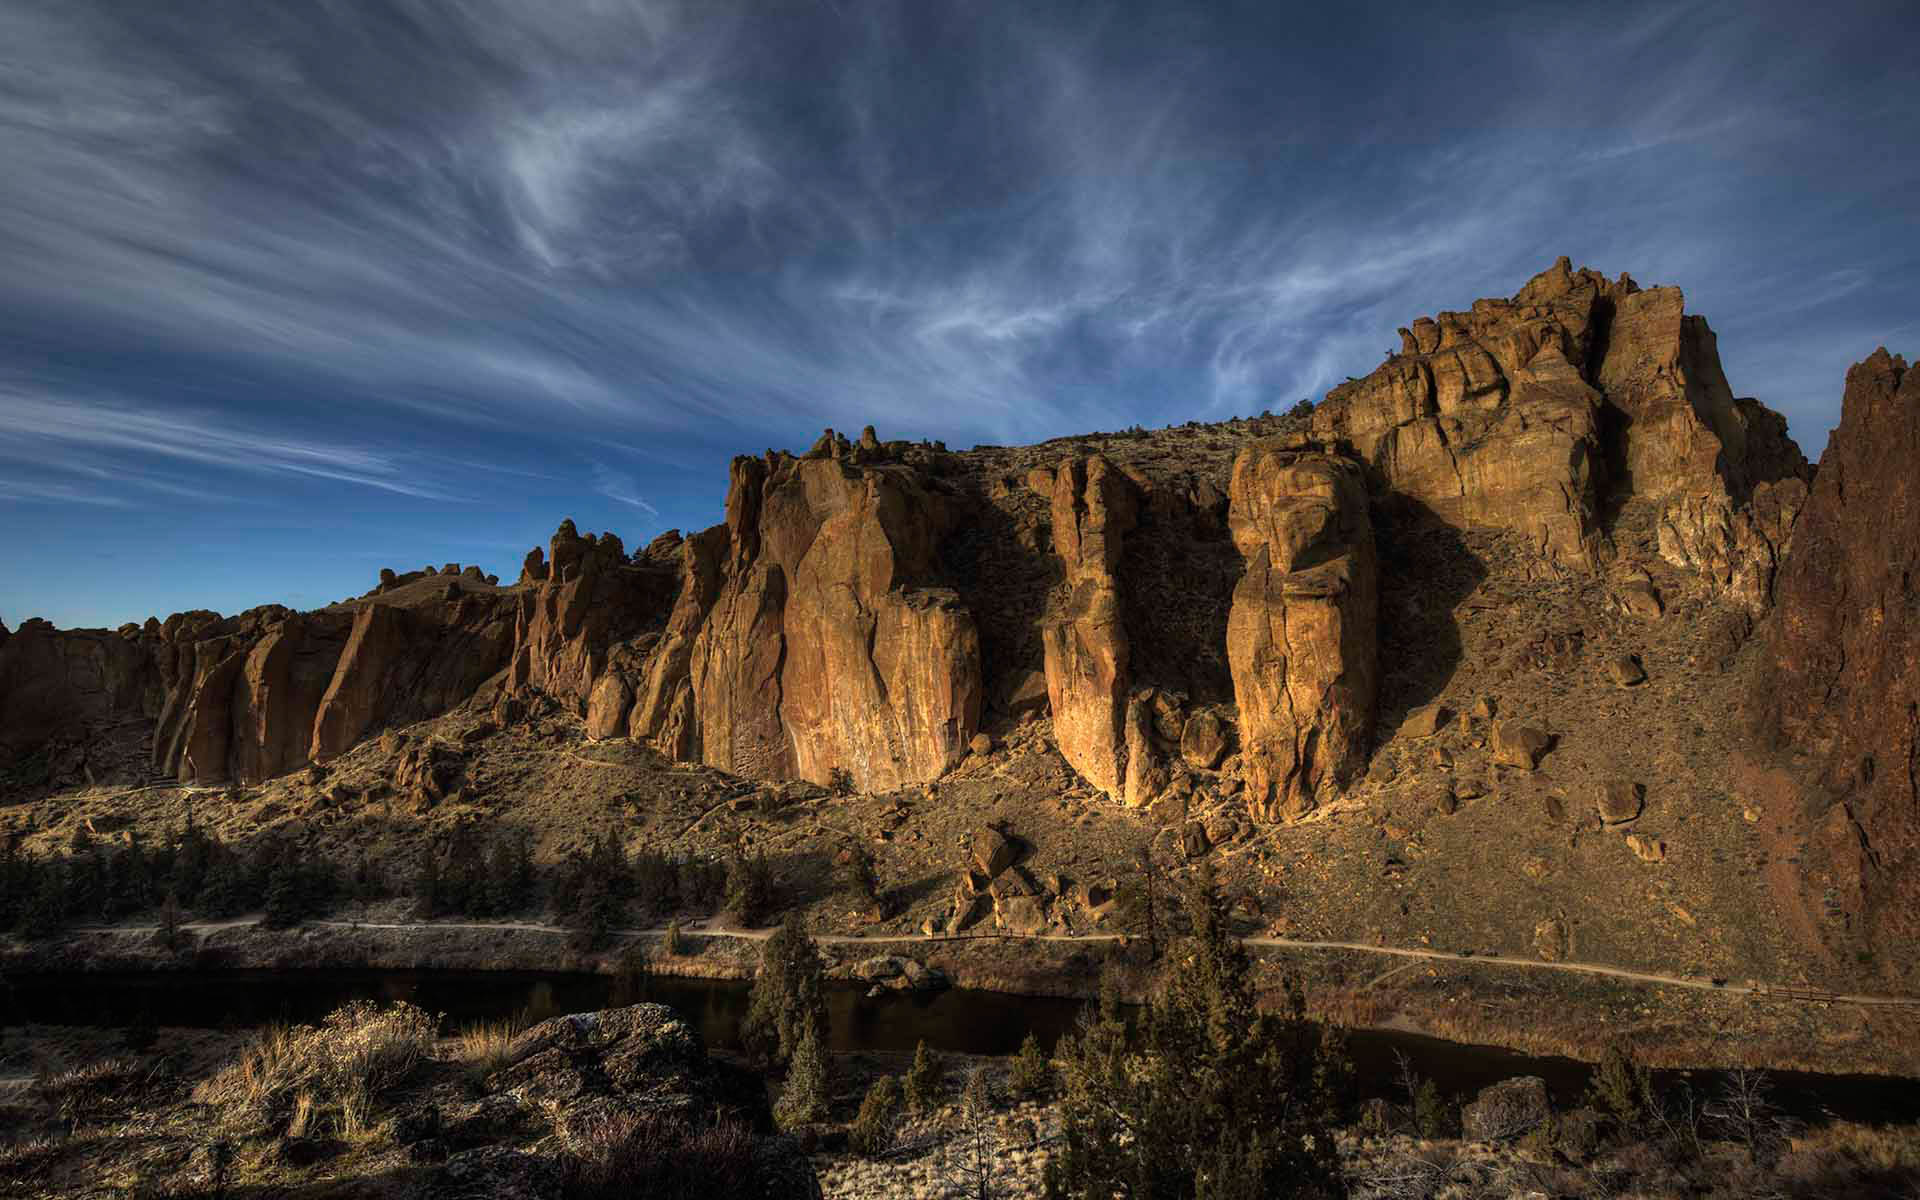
1225;444;1378;823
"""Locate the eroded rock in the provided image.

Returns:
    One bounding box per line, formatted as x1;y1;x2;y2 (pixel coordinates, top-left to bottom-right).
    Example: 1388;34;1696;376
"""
1226;444;1378;822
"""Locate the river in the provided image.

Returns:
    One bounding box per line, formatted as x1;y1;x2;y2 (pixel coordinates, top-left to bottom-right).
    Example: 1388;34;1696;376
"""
4;969;1913;1124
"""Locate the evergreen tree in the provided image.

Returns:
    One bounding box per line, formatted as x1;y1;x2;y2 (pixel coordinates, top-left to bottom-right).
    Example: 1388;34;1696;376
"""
905;1039;944;1115
773;1024;830;1129
1044;868;1342;1199
157;888;185;951
849;1075;902;1156
742;912;828;1068
411;851;442;920
1010;1032;1053;1101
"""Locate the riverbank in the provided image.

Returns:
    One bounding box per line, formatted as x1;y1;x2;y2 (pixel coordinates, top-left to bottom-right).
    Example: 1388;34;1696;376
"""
6;910;1918;1078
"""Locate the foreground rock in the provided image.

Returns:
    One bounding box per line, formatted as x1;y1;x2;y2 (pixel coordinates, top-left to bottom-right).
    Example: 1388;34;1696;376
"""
423;1003;820;1198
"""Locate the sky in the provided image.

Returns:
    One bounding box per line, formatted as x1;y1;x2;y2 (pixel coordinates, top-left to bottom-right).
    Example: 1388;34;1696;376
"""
3;0;1916;629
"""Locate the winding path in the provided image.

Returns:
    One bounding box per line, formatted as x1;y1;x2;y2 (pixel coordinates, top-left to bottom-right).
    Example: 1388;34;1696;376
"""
65;916;1920;1010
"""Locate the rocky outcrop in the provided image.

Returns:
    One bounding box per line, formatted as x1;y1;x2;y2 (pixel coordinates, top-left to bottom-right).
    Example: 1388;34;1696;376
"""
0;621;160;769
543;439;982;793
1756;349;1920;973
1310;257;1806;586
1225;443;1378;822
1041;455;1140;802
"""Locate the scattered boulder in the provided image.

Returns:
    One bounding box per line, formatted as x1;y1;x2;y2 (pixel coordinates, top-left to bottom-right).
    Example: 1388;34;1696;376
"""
970;826;1017;879
993;892;1049;935
1627;833;1667;863
1178;709;1229;769
1462;1076;1552;1142
1596;779;1644;825
1180;820;1210;859
1616;581;1665;620
1606;654;1647;687
969;732;993;756
1491;723;1552;770
1400;703;1448;739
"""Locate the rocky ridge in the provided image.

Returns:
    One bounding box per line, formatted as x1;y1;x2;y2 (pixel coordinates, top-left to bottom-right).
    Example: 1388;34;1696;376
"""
5;259;1918;984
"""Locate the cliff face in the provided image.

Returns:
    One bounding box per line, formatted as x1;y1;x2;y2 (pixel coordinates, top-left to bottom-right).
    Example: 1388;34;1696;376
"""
0;572;517;794
1226;445;1378;823
1309;258;1807;595
1756;349;1920;978
0;261;1831;831
525;434;984;794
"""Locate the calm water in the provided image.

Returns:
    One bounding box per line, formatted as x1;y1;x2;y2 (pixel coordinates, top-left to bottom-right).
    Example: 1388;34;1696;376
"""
4;969;1914;1123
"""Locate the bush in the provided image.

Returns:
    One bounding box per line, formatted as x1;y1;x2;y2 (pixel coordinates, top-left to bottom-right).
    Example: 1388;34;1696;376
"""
1009;1032;1052;1101
457;1016;524;1089
563;1109;771;1200
665;918;684;957
724;853;774;927
905;1040;943;1114
1589;1039;1656;1132
194;1000;435;1139
849;1076;901;1156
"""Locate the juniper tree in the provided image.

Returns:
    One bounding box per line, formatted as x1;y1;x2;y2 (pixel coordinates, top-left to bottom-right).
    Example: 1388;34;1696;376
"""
1044;866;1343;1199
743;912;828;1069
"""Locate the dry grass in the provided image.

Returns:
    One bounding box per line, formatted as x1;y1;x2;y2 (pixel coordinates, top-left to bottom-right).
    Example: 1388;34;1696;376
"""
193;999;434;1140
564;1110;768;1200
456;1013;527;1087
30;1056;151;1123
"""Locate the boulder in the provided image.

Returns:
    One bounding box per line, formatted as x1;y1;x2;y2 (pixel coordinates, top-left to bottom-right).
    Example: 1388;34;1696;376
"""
969;732;993;756
1492;723;1551;770
970;827;1017;879
1462;1076;1552;1142
1596;779;1644;825
1180;820;1210;859
994;892;1049;935
1225;443;1378;822
1615;581;1665;620
1400;702;1448;739
1605;654;1647;687
1534;917;1569;962
1179;709;1229;769
1627;833;1666;863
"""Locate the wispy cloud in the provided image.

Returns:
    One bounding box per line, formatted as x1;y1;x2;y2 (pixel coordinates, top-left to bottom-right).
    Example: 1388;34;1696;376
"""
590;461;659;515
0;384;456;501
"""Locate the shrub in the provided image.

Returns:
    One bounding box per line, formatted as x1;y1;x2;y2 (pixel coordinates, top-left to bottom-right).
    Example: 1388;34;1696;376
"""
564;1110;769;1200
665;918;684;957
1589;1039;1656;1132
905;1040;943;1115
849;1075;901;1156
456;1015;523;1089
32;1056;148;1124
724;853;774;927
195;1000;435;1139
773;1025;829;1130
1009;1032;1052;1101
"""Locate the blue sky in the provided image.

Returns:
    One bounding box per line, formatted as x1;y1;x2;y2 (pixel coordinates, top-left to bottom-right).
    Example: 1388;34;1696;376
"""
4;0;1916;629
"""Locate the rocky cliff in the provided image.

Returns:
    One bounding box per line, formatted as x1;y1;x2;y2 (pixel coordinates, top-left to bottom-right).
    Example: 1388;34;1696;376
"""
1756;348;1920;981
509;434;983;794
0;261;1834;827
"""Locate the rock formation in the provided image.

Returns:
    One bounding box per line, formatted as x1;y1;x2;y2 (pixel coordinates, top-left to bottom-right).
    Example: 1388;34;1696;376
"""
1225;444;1378;821
525;438;983;793
1040;456;1141;802
1756;348;1920;974
1310;257;1806;589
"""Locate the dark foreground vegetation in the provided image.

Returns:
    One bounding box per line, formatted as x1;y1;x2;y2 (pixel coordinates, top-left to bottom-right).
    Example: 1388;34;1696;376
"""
3;866;1918;1197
